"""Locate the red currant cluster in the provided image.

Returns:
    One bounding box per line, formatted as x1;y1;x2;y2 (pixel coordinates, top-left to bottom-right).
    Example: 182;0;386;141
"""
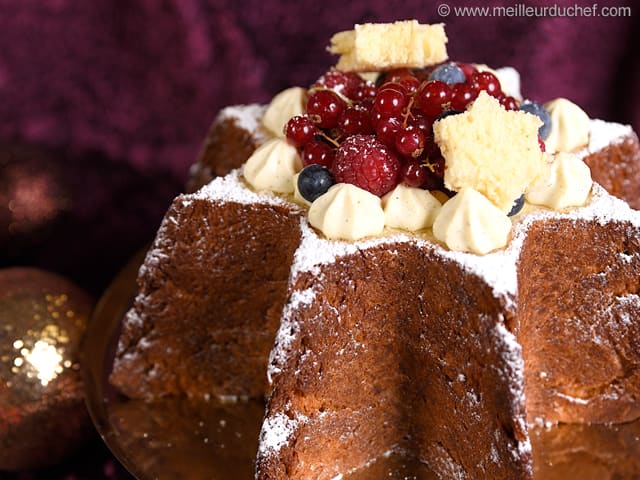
285;64;518;197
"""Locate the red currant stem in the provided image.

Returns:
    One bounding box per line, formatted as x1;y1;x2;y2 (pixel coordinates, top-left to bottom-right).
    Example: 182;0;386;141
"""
318;131;341;148
401;96;416;127
307;86;354;108
424;159;437;173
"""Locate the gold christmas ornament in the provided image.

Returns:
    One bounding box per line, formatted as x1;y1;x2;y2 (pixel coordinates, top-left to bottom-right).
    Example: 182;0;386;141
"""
0;267;94;470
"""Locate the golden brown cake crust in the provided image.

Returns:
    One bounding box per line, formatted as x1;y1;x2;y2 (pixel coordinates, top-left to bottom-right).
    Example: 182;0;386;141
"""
258;242;531;480
187;108;267;193
109;196;302;399
518;218;640;424
583;132;640;210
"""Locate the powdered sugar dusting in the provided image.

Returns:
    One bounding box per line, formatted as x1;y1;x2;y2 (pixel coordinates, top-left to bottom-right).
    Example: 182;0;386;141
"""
491;319;531;460
290;217;520;300
191;169;299;209
217;104;269;139
268;287;316;383
258;412;304;456
577;119;634;159
288;182;640;314
521;183;639;227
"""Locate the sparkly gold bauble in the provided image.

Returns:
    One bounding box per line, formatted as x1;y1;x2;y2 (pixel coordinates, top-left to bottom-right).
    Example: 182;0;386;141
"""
0;267;94;470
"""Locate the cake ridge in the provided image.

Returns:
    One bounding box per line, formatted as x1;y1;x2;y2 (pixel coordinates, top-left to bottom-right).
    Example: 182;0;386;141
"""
189;169;639;317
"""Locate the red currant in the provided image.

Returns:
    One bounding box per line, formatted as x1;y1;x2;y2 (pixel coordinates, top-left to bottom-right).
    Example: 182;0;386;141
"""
422;156;446;190
306;90;346;129
369;105;386;129
375;117;403;147
408;111;435;136
338;107;373;136
285;115;316;147
395;125;425;158
450;83;478;111
500;95;519;111
302;140;335;168
457;62;477;82
384;68;420;93
416;80;452;117
401;159;429;188
384;68;414;83
374;86;407;117
470;71;503;98
333;134;400;197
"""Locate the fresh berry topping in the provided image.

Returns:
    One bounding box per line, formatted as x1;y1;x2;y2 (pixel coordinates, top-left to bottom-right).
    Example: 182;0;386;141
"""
519;101;552;140
384;68;421;93
427;155;446;179
413;66;436;82
416;80;452;116
508;194;525;216
408;111;435;136
428;62;466;85
302;140;335;168
338;107;373;137
285;115;316;147
306;90;346;129
375;116;403;147
437;110;464;121
500;95;519;111
450;83;478;111
374;86;407;117
470;71;502;98
457;62;477;81
313;70;363;100
421;156;446;191
355;82;377;101
369;105;387;129
401;159;430;188
395;125;425;158
538;134;546;152
297;164;335;202
384;68;414;83
333;134;400;196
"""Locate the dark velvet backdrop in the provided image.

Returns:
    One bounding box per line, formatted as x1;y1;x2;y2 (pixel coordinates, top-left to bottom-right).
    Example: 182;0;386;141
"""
0;0;638;477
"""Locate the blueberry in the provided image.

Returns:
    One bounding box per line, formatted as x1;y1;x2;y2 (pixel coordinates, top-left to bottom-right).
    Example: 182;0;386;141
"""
297;165;334;202
508;194;525;217
428;63;466;85
519;101;552;140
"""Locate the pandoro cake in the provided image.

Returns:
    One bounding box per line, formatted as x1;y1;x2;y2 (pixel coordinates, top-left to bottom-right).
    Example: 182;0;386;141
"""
110;20;640;479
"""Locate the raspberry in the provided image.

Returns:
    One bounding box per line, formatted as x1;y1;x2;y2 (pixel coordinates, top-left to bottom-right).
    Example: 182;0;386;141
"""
333;135;400;197
313;70;364;100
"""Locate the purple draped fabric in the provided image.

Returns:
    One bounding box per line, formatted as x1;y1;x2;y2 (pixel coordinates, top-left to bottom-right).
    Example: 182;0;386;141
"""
0;2;637;475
